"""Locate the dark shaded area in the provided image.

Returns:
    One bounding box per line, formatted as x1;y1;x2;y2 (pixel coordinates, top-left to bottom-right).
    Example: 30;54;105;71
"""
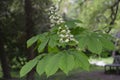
1;70;120;80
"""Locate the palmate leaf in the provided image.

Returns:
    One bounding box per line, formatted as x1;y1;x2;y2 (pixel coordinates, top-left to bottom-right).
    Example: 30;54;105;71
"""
78;36;87;50
38;38;49;53
36;58;46;75
77;31;115;54
65;20;82;28
71;27;86;35
99;36;114;50
36;54;53;75
27;35;39;48
91;32;114;50
87;36;102;54
20;58;38;77
45;53;62;77
50;26;58;33
49;38;56;48
72;51;90;71
48;46;59;53
48;34;58;48
59;52;75;75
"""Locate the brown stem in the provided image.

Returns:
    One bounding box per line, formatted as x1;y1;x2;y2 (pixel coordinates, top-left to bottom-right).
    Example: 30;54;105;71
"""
24;0;36;80
107;0;120;33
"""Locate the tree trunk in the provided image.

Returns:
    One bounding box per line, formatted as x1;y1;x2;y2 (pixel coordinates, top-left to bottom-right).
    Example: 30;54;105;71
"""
112;39;119;57
0;28;11;79
26;47;35;80
24;0;35;80
0;1;11;79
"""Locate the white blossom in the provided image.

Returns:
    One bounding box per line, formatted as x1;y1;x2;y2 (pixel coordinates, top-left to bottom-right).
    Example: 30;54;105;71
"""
67;30;70;33
61;30;66;33
65;39;69;42
59;38;64;43
75;40;79;44
58;27;62;30
59;34;65;37
70;38;75;41
60;20;64;23
65;34;69;37
49;6;78;44
70;34;74;38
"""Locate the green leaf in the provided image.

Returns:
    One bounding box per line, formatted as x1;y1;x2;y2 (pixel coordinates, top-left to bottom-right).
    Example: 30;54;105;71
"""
73;51;90;71
38;38;49;53
36;54;53;75
50;26;58;33
48;46;59;53
35;54;43;60
36;59;46;75
78;37;87;50
39;33;48;41
99;37;114;50
71;27;86;35
45;53;62;77
65;20;82;28
59;52;75;74
48;34;58;48
27;35;39;48
87;37;102;54
20;58;38;77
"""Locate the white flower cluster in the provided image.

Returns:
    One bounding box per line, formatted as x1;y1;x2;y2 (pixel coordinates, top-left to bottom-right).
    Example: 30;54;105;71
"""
57;25;78;44
49;6;78;44
49;6;64;27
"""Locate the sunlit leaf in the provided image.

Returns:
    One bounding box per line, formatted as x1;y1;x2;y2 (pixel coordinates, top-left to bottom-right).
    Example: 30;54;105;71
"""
99;36;114;50
45;53;62;77
48;34;58;48
36;54;53;75
87;37;102;54
38;38;49;53
20;58;38;77
27;35;39;48
78;36;87;50
59;52;75;74
48;46;59;53
72;51;90;71
65;20;82;28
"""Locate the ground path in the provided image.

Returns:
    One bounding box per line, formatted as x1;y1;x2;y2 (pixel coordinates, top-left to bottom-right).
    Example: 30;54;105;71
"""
1;70;120;80
47;70;120;80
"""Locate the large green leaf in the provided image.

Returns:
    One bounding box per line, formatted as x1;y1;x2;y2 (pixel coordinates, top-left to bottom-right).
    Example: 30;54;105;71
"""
91;32;114;50
48;34;58;48
78;36;87;50
36;54;53;75
20;58;38;77
87;37;102;54
73;51;90;71
59;52;75;74
39;32;49;41
71;27;86;35
99;37;114;50
48;46;59;53
38;38;49;53
65;20;82;28
50;26;58;34
27;35;39;48
36;59;46;75
45;53;62;77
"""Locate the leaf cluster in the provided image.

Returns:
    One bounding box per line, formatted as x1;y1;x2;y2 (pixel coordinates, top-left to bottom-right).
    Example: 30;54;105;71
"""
20;20;114;77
